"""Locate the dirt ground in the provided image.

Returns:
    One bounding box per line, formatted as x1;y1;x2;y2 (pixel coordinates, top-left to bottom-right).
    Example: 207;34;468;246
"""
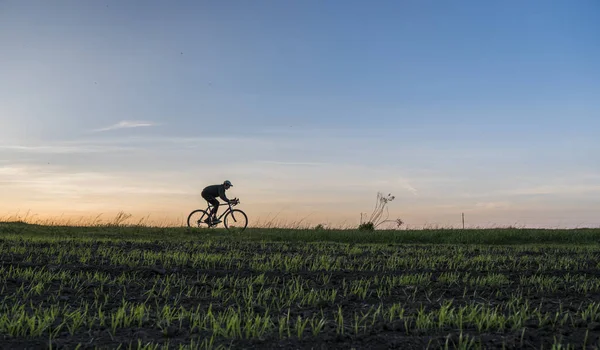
2;236;600;349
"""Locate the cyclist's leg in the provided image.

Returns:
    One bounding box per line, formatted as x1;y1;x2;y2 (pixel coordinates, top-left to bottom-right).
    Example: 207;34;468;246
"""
208;198;219;219
202;193;219;222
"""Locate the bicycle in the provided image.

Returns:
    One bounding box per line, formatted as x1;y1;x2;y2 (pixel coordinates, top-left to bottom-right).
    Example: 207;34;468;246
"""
186;198;248;232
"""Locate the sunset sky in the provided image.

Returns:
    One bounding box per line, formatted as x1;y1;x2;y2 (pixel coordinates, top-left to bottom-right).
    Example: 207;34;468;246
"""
1;0;599;228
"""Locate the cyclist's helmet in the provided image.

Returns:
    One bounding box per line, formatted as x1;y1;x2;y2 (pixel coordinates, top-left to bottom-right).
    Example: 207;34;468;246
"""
224;180;233;188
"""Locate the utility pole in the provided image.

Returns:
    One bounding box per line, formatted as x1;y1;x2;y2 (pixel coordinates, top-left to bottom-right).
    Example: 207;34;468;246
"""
462;213;465;229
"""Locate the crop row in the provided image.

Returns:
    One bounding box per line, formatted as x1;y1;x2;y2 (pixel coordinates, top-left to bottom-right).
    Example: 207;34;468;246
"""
3;298;600;342
5;265;600;312
2;238;600;272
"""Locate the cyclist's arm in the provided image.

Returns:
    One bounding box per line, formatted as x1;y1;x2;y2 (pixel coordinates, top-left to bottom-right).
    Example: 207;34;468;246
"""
218;186;230;203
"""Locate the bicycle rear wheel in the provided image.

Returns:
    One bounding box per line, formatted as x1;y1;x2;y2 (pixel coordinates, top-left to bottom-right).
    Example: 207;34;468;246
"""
224;209;248;233
187;209;212;228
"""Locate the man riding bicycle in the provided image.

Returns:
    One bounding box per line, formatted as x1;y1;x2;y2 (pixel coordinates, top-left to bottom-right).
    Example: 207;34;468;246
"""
201;180;238;224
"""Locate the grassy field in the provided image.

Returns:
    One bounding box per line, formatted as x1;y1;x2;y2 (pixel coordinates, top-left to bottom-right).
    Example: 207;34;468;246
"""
2;222;600;349
3;221;600;244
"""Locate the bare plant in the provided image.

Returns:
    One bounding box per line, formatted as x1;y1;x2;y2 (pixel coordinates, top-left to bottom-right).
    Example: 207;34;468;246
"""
359;192;403;230
109;211;133;227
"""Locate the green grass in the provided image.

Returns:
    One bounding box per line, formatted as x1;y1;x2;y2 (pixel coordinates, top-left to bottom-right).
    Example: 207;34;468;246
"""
2;221;600;245
2;221;600;348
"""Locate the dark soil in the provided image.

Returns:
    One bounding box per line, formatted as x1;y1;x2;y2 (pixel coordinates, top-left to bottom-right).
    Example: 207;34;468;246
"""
1;235;600;349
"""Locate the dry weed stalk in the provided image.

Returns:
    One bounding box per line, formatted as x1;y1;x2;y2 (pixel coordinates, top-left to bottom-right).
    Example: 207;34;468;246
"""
359;192;403;230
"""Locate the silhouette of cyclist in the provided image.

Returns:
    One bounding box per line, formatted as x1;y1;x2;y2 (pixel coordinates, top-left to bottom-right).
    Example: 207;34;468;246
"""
201;180;237;224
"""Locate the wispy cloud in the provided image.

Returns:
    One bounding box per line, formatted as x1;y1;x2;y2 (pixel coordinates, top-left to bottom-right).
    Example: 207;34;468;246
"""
0;135;268;157
92;120;158;132
0;144;137;154
369;177;419;196
464;184;600;198
474;201;511;210
0;165;190;196
0;166;28;176
255;161;326;166
505;185;600;196
398;177;418;195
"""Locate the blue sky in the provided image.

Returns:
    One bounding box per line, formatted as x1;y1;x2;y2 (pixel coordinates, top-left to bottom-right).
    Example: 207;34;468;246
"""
1;0;599;227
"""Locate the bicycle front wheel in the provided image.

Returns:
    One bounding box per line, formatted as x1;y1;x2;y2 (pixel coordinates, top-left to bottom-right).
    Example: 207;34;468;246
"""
224;209;248;233
187;209;211;228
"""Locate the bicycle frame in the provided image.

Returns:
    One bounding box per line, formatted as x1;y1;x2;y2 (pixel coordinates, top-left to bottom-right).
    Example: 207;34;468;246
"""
205;202;236;221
